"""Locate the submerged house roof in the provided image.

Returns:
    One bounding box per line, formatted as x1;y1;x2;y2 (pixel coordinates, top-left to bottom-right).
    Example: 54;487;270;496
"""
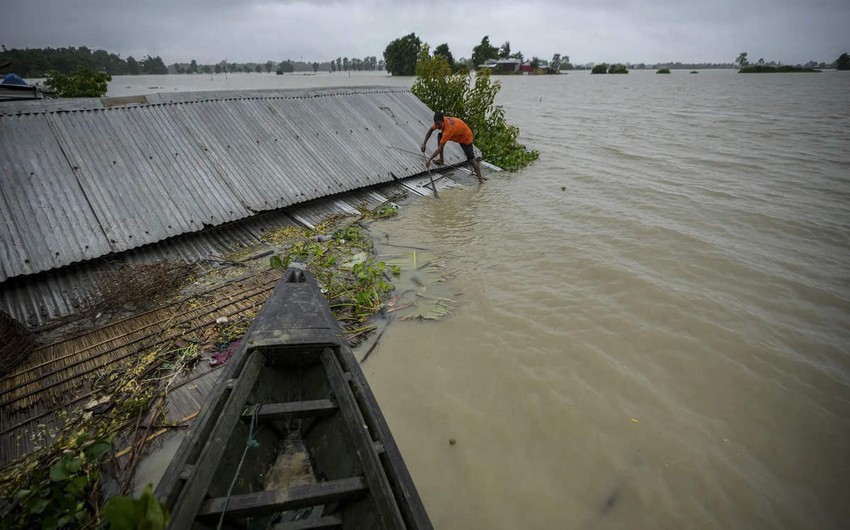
0;86;487;466
0;87;454;283
0;87;481;327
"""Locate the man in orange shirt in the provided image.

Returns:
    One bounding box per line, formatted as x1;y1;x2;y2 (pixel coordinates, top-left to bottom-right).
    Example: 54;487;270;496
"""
420;111;486;184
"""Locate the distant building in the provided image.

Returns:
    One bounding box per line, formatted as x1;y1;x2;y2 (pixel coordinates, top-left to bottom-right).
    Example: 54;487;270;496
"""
478;59;522;74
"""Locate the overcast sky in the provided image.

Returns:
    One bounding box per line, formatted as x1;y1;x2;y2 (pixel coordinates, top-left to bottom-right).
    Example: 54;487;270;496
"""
2;0;848;66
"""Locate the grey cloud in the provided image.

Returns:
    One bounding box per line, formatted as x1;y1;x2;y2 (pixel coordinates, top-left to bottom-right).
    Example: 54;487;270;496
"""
2;0;848;65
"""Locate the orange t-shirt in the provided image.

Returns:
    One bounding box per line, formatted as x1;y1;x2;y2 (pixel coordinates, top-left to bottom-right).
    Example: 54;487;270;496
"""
431;116;473;145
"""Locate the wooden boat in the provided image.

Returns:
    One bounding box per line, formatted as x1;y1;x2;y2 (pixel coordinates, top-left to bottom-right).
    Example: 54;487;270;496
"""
156;266;433;529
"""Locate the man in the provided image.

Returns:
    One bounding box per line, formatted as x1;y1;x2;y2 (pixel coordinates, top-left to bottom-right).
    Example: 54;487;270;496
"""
420;111;486;184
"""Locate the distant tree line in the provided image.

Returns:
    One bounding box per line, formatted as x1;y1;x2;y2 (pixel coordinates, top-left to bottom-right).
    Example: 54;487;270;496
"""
6;45;847;80
0;46;166;76
0;46;385;78
171;56;384;75
735;51;845;72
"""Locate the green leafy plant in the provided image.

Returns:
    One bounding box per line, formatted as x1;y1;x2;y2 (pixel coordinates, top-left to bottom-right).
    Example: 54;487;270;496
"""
2;439;111;530
656;68;671;74
265;220;402;343
357;203;397;219
45;66;111;97
412;45;538;171
102;484;169;530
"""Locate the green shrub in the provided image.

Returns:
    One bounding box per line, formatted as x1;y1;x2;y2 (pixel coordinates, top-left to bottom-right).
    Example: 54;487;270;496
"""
591;63;609;74
608;63;628;74
45;66;111;97
656;68;671;74
2;439;112;529
411;45;538;171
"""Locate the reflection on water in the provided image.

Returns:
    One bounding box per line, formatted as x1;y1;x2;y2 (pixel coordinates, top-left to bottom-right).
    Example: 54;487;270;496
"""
115;71;850;529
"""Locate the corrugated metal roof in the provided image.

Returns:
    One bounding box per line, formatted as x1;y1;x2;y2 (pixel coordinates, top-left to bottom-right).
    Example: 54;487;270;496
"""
1;87;471;283
0;115;114;278
0;183;413;328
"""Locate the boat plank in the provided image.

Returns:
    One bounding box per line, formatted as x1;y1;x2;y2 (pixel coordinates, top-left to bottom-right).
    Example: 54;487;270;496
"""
319;348;406;530
167;350;266;529
339;353;435;530
272;514;343;529
156;341;249;507
245;399;339;422
197;477;367;519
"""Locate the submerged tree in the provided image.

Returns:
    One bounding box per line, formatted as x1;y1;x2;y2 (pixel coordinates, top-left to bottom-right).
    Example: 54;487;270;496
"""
498;41;511;59
45;66;111;97
549;53;562;73
139;55;167;74
383;33;421;76
471;35;499;69
836;52;850;70
126;55;139;75
736;52;749;69
411;44;538;171
434;43;455;69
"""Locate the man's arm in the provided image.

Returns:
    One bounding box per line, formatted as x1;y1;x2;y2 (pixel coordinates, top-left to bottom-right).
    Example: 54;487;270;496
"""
421;127;434;152
425;142;444;167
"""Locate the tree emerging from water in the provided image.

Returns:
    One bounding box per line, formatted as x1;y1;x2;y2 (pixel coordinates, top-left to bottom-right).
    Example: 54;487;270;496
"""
411;45;538;171
45;66;111;97
383;33;421;76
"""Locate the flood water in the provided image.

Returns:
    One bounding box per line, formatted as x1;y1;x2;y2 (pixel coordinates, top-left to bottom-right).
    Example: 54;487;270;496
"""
109;70;850;529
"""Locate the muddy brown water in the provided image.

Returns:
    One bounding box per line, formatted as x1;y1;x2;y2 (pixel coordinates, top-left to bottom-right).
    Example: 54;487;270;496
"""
117;71;850;529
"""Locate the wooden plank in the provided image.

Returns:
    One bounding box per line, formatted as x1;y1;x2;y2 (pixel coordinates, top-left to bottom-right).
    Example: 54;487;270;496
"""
272;515;343;529
319;348;406;530
156;341;250;508
339;347;434;530
196;477;367;519
244;400;338;422
166;350;266;529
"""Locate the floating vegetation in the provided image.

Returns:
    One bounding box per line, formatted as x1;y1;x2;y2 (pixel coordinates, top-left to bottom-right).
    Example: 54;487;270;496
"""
358;202;398;220
398;291;457;321
267;205;407;344
378;250;459;322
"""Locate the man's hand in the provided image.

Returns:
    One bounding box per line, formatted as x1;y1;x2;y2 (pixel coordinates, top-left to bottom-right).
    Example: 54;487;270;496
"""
420;143;426;153
425;160;431;168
